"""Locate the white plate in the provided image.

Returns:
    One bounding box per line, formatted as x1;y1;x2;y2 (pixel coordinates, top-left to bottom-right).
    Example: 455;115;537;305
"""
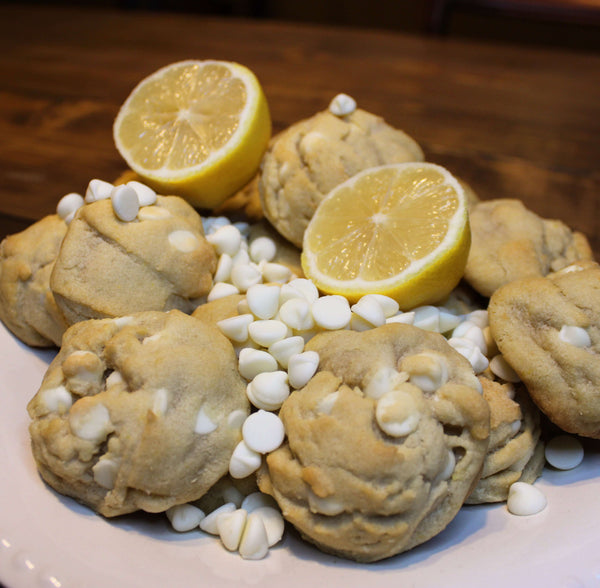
1;320;599;588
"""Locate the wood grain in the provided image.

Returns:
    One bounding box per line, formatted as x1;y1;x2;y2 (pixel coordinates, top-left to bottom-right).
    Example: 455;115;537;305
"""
0;4;598;256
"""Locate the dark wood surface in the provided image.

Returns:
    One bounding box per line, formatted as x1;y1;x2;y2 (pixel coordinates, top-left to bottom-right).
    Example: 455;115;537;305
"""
0;3;598;256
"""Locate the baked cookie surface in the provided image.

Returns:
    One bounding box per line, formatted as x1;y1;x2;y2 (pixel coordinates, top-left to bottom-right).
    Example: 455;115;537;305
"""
0;214;68;347
258;324;489;562
27;310;249;517
50;196;217;325
488;262;600;438
464;199;593;297
466;376;544;504
259;108;424;248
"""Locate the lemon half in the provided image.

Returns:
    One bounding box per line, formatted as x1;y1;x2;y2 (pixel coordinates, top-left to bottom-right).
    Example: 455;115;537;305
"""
301;162;471;309
113;60;271;209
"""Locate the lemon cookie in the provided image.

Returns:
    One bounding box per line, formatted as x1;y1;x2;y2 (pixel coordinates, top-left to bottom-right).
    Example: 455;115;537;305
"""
464;199;593;297
50;195;217;325
488;262;600;438
0;214;68;347
466;376;544;504
27;310;249;517
258;324;489;562
259;107;424;248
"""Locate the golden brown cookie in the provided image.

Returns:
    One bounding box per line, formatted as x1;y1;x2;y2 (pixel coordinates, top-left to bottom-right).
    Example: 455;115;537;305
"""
258;324;489;562
50;196;217;325
466;376;544;504
488;262;600;438
0;214;68;347
259;108;424;248
464;199;593;298
27;310;249;517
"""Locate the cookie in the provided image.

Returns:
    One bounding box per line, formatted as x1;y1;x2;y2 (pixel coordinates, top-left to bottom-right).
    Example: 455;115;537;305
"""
27;310;249;517
50;195;217;325
488;262;600;438
259;108;424;248
257;324;489;562
464;199;593;297
466;376;544;504
0;214;68;347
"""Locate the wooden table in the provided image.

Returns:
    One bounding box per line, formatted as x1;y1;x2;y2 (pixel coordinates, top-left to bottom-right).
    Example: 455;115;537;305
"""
0;3;599;256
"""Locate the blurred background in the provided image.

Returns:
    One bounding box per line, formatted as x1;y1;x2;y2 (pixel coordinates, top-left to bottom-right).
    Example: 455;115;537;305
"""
9;0;600;53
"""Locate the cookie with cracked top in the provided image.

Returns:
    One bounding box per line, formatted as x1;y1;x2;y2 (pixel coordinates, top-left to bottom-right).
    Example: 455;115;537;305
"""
488;261;600;438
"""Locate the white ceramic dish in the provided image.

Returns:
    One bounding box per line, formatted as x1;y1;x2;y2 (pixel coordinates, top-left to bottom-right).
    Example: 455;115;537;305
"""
1;320;598;588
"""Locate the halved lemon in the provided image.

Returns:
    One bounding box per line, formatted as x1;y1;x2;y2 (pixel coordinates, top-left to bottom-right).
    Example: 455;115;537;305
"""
113;60;271;209
301;162;471;309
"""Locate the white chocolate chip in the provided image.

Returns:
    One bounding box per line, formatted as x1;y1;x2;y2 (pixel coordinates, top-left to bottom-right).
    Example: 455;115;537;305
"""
279;297;314;331
249;236;277;263
111;184;140;222
253;506;285;547
448;337;489;374
239;512;269;560
545;435;584;470
402;352;449;393
246;371;290;411
167;504;206;532
217;314;254;343
207;224;242;256
307;489;345;515
168;230;200;252
207;282;240;302
438;309;462;333
151;388;169;416
92;456;120;489
246;284;282;320
329;93;357;116
559;325;591;348
222;484;245;508
489;354;520;382
312;295;352;330
466;310;489;329
281;278;319;304
242;410;285;454
359;294;399;318
364;367;409;400
238;348;278;380
376;387;420;437
57;192;84;222
200;502;237;534
195;407;218;435
126;181;157;206
268;336;305;369
316;391;339;414
412;306;441;332
85;179;114;203
69;400;112;442
351;296;386;327
138;206;171;221
229;441;263;479
39;385;73;414
386;311;415;325
217;508;247;551
350;312;375;332
507;482;547;516
231;263;263;292
241;492;278;513
452;321;487;355
261;262;293;284
214;253;234;283
248;320;289;347
287;350;319;389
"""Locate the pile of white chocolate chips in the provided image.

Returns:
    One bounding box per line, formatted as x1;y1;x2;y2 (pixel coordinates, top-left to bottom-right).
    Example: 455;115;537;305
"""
55;179;587;561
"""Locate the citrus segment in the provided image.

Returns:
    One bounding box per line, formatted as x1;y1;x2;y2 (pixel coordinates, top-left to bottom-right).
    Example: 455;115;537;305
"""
113;60;271;209
301;163;471;309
